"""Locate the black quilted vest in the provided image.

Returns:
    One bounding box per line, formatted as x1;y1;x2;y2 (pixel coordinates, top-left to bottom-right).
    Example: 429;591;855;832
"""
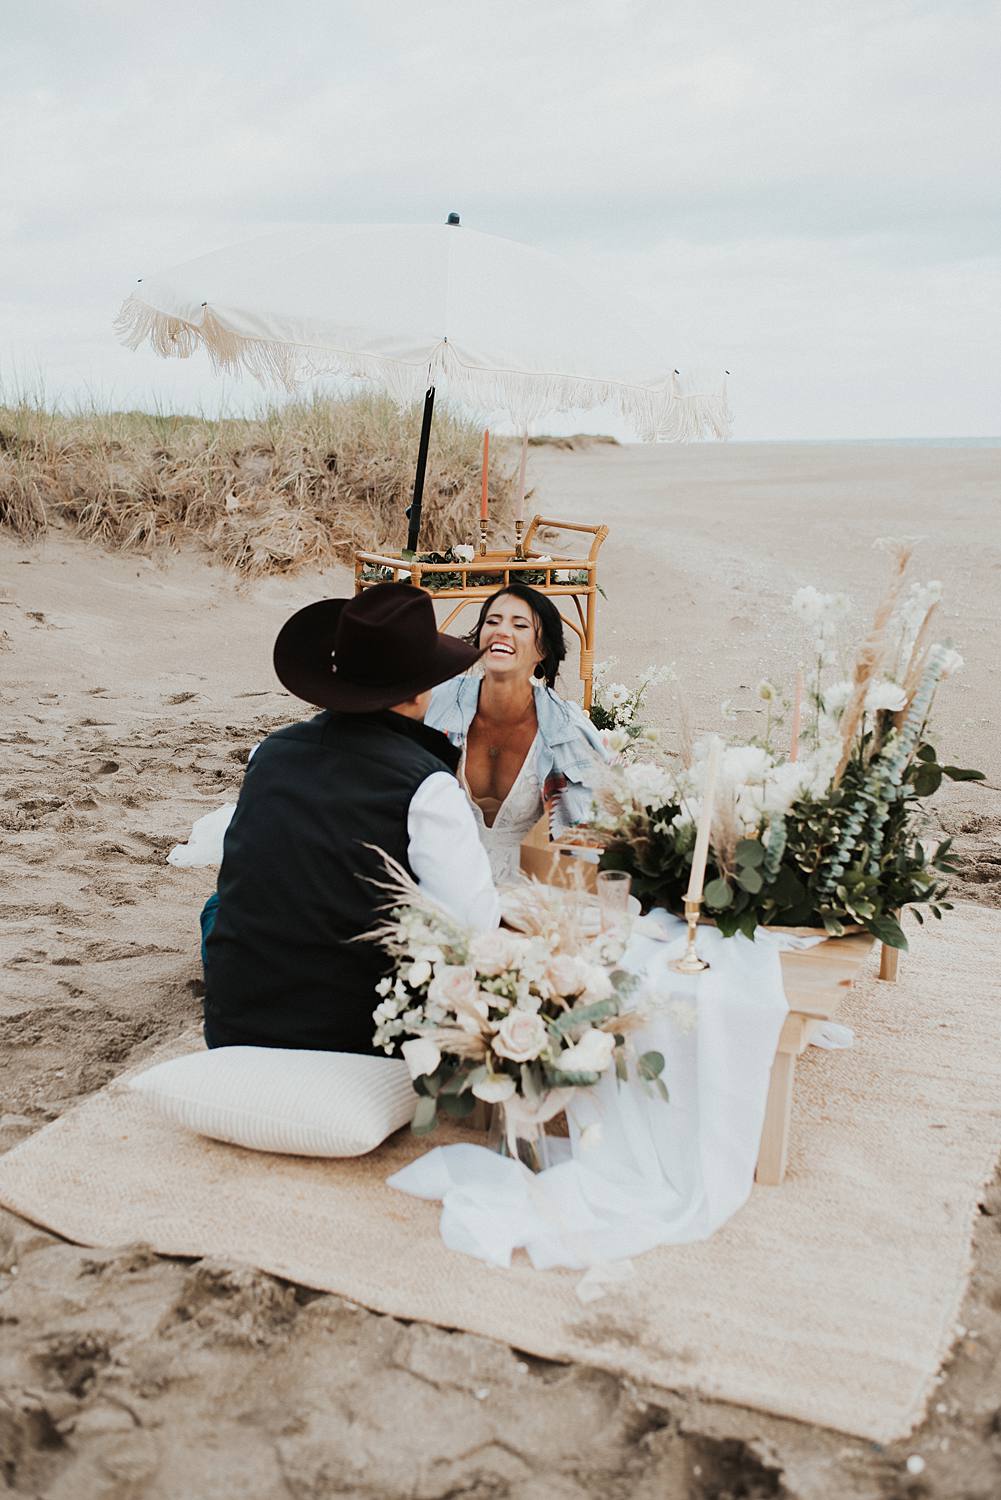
203;709;459;1054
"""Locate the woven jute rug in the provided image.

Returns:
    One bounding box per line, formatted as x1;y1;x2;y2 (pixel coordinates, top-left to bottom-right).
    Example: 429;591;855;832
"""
2;903;999;1441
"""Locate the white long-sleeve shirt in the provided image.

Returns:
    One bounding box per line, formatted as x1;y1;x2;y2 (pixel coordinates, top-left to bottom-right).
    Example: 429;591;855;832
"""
406;772;500;933
208;741;499;934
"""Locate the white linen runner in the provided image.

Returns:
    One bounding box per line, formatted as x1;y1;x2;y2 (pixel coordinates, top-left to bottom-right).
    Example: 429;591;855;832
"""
389;914;819;1268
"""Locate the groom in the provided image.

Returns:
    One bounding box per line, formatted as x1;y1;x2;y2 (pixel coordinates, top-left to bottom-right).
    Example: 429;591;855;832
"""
202;582;499;1054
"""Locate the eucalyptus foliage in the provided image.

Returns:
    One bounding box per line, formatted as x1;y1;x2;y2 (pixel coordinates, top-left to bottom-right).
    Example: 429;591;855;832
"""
600;736;981;950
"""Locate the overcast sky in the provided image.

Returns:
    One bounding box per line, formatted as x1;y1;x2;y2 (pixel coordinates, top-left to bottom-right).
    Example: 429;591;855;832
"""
3;0;999;439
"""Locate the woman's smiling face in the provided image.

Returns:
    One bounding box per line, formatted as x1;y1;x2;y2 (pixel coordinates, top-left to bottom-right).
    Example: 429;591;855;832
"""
478;593;544;682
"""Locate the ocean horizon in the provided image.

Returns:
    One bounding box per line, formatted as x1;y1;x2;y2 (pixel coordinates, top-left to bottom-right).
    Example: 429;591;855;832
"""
724;436;1001;449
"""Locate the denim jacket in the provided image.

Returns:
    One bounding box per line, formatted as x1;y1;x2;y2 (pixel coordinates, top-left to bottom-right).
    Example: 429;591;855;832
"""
427;675;611;838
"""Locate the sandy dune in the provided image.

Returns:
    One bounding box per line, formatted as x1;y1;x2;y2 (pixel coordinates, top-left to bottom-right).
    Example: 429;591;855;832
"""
1;441;999;1498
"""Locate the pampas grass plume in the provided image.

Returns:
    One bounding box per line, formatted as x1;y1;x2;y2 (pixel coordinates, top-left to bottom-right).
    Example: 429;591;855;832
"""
832;543;912;786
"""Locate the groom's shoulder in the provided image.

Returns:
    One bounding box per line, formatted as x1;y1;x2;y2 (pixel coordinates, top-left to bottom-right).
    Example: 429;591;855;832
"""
256;711;332;751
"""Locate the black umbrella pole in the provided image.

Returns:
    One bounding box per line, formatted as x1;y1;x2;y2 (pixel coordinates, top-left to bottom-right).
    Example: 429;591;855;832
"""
405;386;436;556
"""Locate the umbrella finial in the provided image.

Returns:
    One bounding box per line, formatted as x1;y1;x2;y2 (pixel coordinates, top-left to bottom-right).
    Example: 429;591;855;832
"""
446;212;460;225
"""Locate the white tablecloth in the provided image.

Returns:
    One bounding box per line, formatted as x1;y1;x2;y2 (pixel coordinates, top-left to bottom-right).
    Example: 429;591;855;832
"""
389;913;820;1269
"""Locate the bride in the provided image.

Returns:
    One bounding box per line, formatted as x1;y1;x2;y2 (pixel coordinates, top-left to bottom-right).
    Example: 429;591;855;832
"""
427;583;609;884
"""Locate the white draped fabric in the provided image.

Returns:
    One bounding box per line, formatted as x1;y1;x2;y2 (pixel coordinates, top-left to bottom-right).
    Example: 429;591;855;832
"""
389;914;822;1269
115;221;730;440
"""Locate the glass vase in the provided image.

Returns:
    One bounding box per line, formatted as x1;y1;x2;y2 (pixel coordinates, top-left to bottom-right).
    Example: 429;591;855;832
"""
486;1103;553;1173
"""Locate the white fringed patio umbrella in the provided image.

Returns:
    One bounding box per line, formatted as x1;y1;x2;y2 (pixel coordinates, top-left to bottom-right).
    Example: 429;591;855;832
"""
115;215;729;551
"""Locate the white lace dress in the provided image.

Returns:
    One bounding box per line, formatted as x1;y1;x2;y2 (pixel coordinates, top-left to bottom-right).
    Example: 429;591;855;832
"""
460;734;543;886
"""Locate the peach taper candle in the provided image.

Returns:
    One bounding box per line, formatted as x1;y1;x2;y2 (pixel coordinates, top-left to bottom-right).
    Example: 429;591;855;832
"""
790;670;803;763
480;429;489;522
515;431;528;525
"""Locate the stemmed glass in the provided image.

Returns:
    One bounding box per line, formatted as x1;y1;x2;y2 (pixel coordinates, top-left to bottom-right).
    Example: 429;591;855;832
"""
596;869;633;943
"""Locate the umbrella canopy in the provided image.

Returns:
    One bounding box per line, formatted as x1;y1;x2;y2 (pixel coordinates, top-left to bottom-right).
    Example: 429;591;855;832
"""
115;219;729;443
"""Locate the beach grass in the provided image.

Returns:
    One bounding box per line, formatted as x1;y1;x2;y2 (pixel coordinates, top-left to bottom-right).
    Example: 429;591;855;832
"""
0;392;517;574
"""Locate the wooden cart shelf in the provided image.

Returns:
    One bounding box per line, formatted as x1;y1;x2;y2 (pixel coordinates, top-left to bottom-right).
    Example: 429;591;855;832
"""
354;515;609;708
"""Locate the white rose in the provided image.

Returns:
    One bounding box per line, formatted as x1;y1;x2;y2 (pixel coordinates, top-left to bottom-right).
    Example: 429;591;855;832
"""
492;1011;549;1063
401;1037;441;1080
406;960;432;988
471;1074;517;1103
557;1028;616;1075
545;952;587;996
720;744;771;786
428;964;480;1013
800;741;840;799
622;760;675;811
469;930;522;977
453;543;475;562
761;762;809;817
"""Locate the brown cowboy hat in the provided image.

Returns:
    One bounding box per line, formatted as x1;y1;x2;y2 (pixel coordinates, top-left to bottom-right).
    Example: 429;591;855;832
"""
273;581;482;713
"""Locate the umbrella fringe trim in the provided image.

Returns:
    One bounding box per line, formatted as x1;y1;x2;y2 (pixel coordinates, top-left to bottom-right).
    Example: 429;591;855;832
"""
114;294;732;441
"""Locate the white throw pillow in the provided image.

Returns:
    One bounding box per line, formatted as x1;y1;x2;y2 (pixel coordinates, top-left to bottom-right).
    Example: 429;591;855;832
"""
166;802;236;868
128;1047;416;1157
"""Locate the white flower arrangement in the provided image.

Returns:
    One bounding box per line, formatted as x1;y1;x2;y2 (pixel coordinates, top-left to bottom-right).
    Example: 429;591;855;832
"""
589;659;674;760
590;550;981;948
370;872;671;1138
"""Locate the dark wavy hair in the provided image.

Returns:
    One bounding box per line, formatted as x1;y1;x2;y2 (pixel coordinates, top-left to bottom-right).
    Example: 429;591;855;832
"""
465;583;567;689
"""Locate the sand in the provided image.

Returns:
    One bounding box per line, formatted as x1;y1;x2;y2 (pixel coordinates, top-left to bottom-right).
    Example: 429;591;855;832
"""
2;440;1000;1498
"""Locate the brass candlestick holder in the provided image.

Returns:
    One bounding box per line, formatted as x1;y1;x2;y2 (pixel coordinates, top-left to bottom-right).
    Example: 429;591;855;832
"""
670;897;710;974
479;518;488;556
513;517;526;560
